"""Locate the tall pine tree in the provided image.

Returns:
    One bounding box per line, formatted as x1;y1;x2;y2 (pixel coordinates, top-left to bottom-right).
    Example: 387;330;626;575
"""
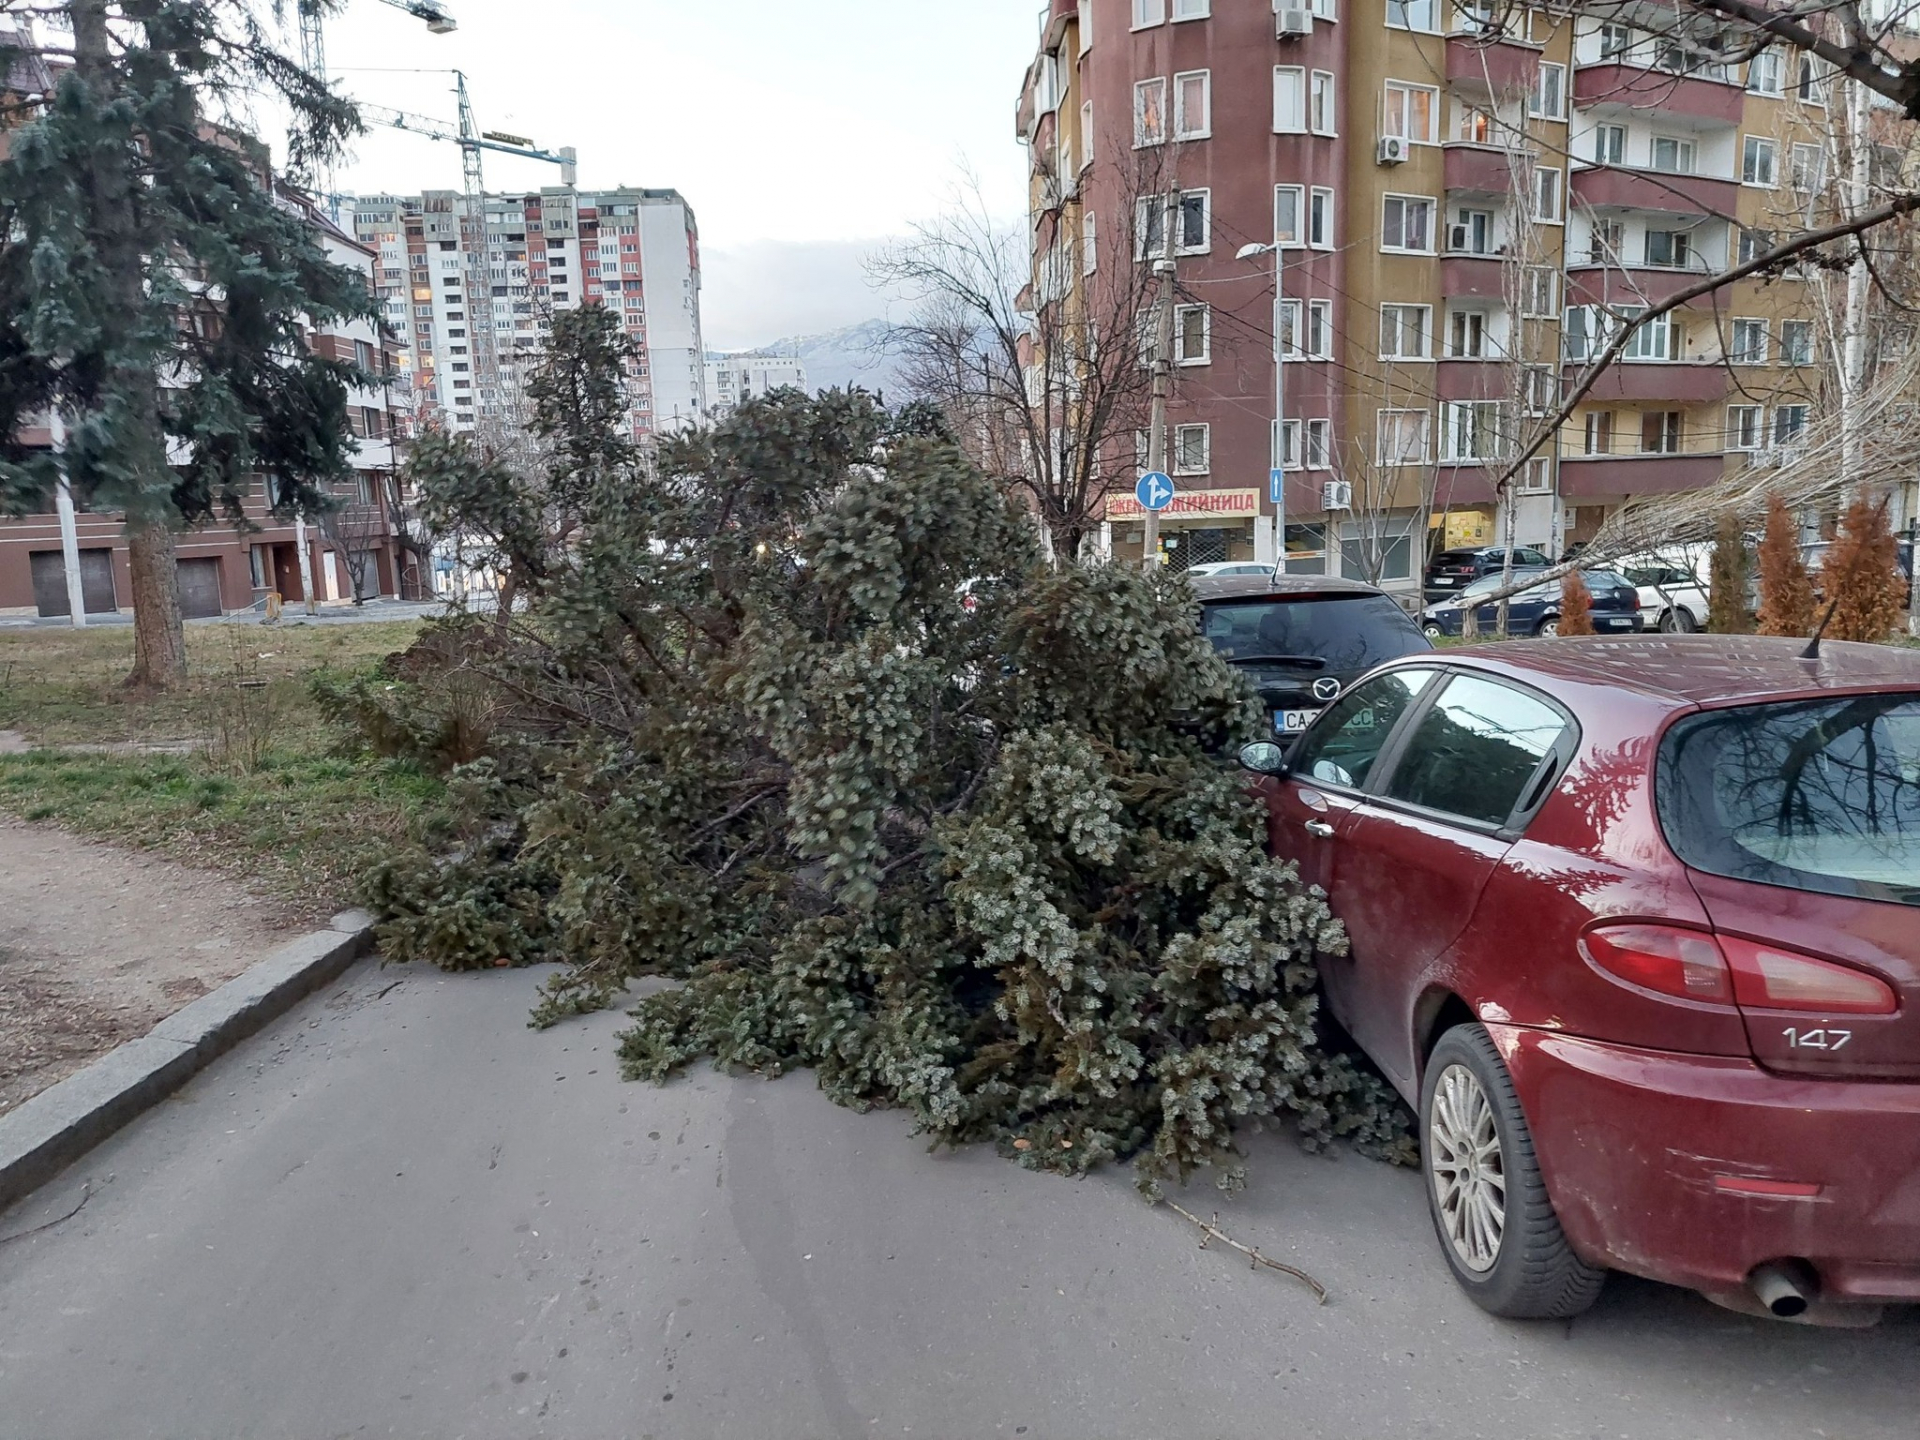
0;1;369;689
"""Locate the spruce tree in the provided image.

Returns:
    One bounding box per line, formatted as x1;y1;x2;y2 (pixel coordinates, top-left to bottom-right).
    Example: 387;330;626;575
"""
0;1;368;689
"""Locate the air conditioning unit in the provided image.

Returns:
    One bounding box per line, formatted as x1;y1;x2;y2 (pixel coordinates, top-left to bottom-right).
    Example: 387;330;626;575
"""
1448;223;1471;251
1322;480;1354;510
1377;135;1411;166
1277;7;1314;38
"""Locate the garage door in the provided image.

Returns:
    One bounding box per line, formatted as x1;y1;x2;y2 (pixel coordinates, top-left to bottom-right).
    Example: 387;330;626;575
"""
348;551;383;600
29;549;119;617
176;557;225;619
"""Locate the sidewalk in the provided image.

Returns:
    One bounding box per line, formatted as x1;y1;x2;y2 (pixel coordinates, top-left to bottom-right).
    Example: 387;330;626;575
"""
0;593;497;631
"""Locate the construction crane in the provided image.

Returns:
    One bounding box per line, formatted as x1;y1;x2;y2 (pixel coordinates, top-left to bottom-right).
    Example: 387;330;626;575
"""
298;0;457;91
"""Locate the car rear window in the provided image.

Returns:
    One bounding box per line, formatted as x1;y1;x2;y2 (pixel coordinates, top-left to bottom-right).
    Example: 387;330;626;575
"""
1657;695;1920;907
1201;595;1428;672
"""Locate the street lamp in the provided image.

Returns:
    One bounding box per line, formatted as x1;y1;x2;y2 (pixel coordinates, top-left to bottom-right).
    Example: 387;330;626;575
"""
1237;241;1286;578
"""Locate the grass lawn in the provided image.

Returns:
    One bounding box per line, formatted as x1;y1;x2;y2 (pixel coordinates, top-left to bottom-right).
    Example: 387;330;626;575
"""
0;619;443;920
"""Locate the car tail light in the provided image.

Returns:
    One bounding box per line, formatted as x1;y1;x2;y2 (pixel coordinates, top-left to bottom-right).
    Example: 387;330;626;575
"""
1580;924;1733;1004
1718;936;1899;1015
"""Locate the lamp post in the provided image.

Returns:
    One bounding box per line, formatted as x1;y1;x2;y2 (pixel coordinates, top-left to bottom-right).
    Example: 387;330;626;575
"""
1237;241;1286;577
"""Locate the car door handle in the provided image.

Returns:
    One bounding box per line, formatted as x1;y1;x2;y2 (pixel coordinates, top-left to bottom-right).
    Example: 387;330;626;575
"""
1305;820;1335;838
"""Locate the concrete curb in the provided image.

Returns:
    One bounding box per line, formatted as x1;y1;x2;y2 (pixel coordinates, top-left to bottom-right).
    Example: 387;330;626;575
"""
0;909;377;1214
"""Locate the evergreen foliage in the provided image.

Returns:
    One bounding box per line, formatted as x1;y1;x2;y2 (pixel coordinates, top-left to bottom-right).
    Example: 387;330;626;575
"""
1708;512;1753;634
354;381;1412;1192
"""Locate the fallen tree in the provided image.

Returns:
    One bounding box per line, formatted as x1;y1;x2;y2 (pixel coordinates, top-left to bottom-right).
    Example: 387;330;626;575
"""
340;388;1411;1192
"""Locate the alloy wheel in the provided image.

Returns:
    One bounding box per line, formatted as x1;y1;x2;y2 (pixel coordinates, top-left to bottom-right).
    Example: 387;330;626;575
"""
1428;1063;1506;1274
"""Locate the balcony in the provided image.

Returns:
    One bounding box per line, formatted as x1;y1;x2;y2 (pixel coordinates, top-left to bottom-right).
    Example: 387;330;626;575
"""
1559;451;1726;498
1573;61;1744;127
1443;142;1527;197
1439;252;1507;299
1446;34;1542;96
1565;263;1722;309
1435;359;1507;402
1576;361;1728;404
1568;164;1739;218
1434;463;1502;507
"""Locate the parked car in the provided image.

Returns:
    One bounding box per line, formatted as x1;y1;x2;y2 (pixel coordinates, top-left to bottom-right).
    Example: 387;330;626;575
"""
1183;560;1273;579
1420;570;1643;638
1617;547;1713;633
1238;636;1920;1322
1424;546;1552;603
1801;539;1915;586
1193;573;1430;738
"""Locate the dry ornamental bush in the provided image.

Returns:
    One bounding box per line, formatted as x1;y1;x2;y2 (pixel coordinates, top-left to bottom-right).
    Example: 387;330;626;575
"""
1557;573;1596;636
1818;498;1908;643
1757;496;1816;637
339;364;1412;1193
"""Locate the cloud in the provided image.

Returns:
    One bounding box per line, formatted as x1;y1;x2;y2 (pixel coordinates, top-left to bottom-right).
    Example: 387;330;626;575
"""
700;237;901;353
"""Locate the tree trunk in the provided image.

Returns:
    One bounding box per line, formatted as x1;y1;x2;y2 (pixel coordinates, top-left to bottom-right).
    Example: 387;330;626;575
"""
125;520;188;690
494;569;518;637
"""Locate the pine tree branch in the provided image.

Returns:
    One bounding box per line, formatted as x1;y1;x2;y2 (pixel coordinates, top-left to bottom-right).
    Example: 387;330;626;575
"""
1162;1201;1328;1304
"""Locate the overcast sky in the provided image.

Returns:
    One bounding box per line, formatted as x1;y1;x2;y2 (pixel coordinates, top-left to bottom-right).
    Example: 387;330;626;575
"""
321;0;1038;350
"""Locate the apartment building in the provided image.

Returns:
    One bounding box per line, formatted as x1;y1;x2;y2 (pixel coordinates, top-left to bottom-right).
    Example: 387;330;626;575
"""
704;353;809;416
0;185;416;620
1020;0;1845;592
352;185;706;442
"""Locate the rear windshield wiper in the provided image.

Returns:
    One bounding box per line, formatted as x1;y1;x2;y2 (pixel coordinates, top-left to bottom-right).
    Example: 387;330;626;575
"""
1222;653;1330;669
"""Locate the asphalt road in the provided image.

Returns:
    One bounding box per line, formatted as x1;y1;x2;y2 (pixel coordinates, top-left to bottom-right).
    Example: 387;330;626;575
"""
0;961;1913;1440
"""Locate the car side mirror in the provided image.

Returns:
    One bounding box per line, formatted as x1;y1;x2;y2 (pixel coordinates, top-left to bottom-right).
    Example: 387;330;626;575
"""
1238;740;1289;776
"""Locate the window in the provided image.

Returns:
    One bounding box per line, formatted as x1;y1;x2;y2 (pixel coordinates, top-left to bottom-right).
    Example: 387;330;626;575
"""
1772;404;1809;444
1642;410;1682;453
1796;52;1823;103
1381;194;1435;252
1533;166;1563;222
1386;0;1438;31
1079;0;1093;49
1132;0;1165;26
1531;62;1566;119
1377;408;1431;464
1730;318;1767;364
1443;400;1503;460
1083;212;1098;274
1276;418;1303;469
1623;309;1672;360
1520;456;1553;493
1583;410;1614;454
1310;0;1337;17
1173;423;1210;473
1449;207;1493;254
1595;123;1625;165
1305;417;1332;468
1290;669;1442;792
1742;135;1777;185
1274;67;1306;132
1524;367;1558;413
1738;226;1774;264
1385;675;1571;828
1178;189;1209;251
1448;307;1487;357
1081;100;1095;169
1310;70;1338;135
1456;106;1495;144
1174;303;1210;363
1172;0;1209;16
1274;184;1304;246
1137;192;1208;257
1652;135;1697;174
1340;517;1419;583
1381;303;1432;359
1384;81;1438;143
1309;187;1335;248
1522;266;1559;317
1174;70;1211;138
1599;21;1632;58
1589;217;1625;263
1748;48;1782;94
1727;404;1763;449
1306;299;1333;359
1644;229;1692;267
1278;299;1303;359
1780;318;1812;365
1790;142;1825;191
1134;78;1167;146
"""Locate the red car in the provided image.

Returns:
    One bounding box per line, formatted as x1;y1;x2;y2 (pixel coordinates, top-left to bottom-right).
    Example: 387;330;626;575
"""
1239;636;1920;1323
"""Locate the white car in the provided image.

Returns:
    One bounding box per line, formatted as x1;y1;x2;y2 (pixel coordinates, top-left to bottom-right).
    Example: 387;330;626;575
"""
1183;561;1272;579
1617;547;1712;633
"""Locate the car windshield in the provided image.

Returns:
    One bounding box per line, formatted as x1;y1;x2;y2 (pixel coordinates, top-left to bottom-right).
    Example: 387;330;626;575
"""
1200;594;1428;673
1657;694;1920;907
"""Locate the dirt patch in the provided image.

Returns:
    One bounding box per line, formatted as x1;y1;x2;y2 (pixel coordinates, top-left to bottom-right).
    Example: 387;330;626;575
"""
0;817;295;1116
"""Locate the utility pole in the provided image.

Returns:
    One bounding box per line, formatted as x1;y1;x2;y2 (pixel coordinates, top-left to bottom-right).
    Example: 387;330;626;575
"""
48;411;86;627
1142;245;1176;572
1237;241;1286;576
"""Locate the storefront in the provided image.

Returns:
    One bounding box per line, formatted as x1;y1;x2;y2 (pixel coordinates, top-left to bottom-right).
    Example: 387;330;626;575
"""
1104;488;1261;569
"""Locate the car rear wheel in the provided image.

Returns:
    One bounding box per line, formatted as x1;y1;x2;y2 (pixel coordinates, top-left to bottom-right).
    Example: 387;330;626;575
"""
1421;1025;1606;1319
1534;615;1560;638
1659;607;1698;633
1423;622;1444;639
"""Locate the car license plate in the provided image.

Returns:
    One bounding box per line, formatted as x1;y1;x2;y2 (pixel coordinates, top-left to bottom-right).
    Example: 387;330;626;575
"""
1601;617;1635;629
1277;709;1319;734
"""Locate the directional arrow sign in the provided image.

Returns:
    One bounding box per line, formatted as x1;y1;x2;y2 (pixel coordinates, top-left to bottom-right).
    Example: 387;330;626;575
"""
1135;471;1176;512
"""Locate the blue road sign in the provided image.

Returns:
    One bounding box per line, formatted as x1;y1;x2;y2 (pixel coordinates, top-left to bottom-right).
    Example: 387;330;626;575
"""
1136;471;1175;511
1269;468;1286;505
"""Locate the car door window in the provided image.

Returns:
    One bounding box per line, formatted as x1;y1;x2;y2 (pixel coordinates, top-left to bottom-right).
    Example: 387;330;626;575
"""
1517;548;1549;566
1289;668;1441;789
1382;674;1570;826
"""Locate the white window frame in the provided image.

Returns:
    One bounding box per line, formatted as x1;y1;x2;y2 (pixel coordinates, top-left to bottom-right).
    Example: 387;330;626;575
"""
1726;403;1764;450
1173;422;1211;473
1742;135;1778;187
1381;193;1437;254
1780;318;1813;365
1134;77;1167;147
1447;306;1488;358
1599;21;1632;58
1747;48;1782;94
1595;123;1626;165
1730;317;1767;364
1308;187;1335;249
1376;408;1432;466
1310;0;1338;17
1530;61;1566;120
1790;141;1825;190
1306;299;1333;359
1384;80;1440;144
1773;404;1810;445
1641;410;1682;454
1643;227;1691;268
1174;69;1212;140
1310;70;1338;136
1274;184;1306;247
1176;188;1210;254
1278;299;1303;359
1083;211;1098;275
1172;0;1210;17
1622;308;1673;361
1276;419;1303;469
1304;417;1332;468
1132;0;1166;28
1583;409;1614;454
1442;400;1503;462
1079;0;1093;52
1174;303;1211;364
1380;303;1433;360
1081;100;1095;170
1519;456;1553;494
1533;165;1563;222
1386;0;1439;33
1274;67;1307;133
1652;134;1697;174
1450;206;1494;255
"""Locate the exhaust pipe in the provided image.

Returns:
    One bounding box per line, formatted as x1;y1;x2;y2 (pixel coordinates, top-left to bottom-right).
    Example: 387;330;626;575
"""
1749;1260;1819;1318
